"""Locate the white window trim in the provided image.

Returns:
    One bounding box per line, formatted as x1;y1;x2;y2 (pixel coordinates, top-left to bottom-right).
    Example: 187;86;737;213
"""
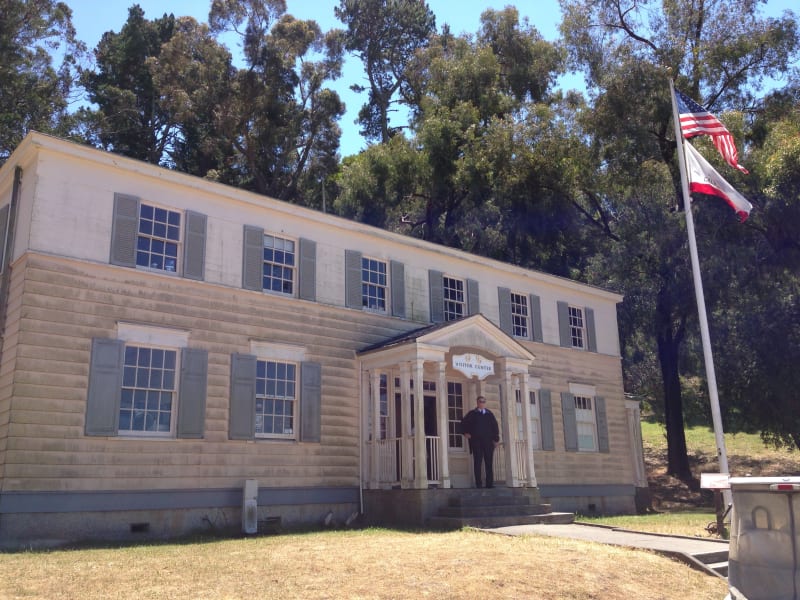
116;326;184;439
250;341;305;440
262;233;297;297
510;291;530;339
117;322;189;347
568;305;586;349
361;255;389;314
443;275;466;321
570;382;598;452
136;202;182;275
254;358;299;440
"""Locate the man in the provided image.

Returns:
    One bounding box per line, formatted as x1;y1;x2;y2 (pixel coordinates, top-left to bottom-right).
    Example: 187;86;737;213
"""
461;396;500;488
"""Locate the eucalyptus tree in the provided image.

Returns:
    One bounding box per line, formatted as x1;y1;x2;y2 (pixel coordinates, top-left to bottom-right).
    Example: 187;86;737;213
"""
0;0;84;163
209;0;346;203
335;0;436;143
559;0;799;478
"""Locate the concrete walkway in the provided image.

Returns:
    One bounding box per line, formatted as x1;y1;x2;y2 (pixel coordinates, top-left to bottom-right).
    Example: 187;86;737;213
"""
483;522;730;579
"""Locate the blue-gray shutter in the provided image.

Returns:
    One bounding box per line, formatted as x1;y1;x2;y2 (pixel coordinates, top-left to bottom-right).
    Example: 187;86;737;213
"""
229;353;257;440
561;392;578;452
345;249;362;309
585;307;597;352
298;238;316;301
110;193;140;267
300;361;322;443
539;389;555;451
85;338;124;436
467;279;480;315
242;225;263;291
390;260;405;318
177;348;208;438
530;294;543;343
428;270;444;323
596;396;609;453
557;301;571;348
497;287;512;335
183;211;207;281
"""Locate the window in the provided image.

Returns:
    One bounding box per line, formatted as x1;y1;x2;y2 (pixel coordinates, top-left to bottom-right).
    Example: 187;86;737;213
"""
379;374;389;439
568;306;586;349
574;395;597;451
119;345;178;435
447;382;464;449
262;234;295;295
136;203;181;272
443;276;465;321
255;360;297;438
515;389;541;450
511;293;529;338
362;257;387;311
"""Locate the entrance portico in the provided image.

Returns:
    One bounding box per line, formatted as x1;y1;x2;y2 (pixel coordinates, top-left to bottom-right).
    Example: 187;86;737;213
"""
359;314;538;493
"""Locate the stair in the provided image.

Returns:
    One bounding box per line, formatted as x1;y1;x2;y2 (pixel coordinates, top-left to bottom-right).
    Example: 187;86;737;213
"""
692;549;729;578
427;487;574;529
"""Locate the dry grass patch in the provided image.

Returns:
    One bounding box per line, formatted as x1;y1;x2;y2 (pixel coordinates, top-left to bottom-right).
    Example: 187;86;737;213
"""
0;529;726;600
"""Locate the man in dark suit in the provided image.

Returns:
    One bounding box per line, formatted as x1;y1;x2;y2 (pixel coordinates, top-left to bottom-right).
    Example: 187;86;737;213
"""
461;395;500;488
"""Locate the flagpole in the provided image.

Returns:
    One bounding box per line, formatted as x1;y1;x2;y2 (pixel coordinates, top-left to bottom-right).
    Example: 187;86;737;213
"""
669;79;731;506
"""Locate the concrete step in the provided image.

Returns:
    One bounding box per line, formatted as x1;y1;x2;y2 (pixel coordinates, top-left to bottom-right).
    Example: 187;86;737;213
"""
693;549;729;565
438;503;553;518
447;489;541;507
705;561;729;577
428;511;574;530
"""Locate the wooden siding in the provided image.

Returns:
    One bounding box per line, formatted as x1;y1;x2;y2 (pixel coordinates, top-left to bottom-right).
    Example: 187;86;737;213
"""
1;254;416;492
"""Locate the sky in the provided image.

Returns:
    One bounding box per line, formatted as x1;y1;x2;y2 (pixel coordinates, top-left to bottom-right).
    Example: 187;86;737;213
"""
66;0;797;157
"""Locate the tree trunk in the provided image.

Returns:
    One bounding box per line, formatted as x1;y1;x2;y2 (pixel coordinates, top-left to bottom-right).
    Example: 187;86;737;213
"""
655;286;694;484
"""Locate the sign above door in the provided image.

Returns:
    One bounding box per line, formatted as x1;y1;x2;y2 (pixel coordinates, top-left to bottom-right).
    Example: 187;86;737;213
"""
452;353;495;380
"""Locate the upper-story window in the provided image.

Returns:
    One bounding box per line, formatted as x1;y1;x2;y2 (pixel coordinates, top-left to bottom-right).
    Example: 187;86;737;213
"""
362;257;387;311
443;276;465;321
262;234;295;295
136;203;181;272
511;293;529;338
568;305;586;349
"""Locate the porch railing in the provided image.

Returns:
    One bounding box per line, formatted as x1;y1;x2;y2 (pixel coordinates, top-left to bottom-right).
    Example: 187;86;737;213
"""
374;437;403;486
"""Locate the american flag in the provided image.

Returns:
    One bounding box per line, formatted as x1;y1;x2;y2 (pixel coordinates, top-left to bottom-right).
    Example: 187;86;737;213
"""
674;88;749;174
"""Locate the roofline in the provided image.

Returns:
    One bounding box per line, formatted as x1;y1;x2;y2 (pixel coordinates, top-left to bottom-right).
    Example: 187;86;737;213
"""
6;132;623;302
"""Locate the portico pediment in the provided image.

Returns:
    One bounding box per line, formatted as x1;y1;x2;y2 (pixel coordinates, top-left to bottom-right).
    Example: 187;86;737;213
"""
358;314;534;369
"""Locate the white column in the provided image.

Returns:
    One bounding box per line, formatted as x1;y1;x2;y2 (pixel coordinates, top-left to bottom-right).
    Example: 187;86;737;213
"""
400;362;413;487
436;361;450;488
501;369;519;486
413;358;427;488
518;372;537;487
371;369;382;488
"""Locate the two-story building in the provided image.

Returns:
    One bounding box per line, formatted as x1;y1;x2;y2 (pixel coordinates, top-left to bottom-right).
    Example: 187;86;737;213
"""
0;133;648;547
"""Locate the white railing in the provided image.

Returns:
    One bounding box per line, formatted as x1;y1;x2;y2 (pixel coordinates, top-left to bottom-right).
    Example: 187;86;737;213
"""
515;439;528;480
374;437;402;485
493;442;506;482
425;436;440;483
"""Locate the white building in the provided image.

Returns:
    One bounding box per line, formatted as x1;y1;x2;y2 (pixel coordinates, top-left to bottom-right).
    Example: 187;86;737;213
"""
0;133;647;547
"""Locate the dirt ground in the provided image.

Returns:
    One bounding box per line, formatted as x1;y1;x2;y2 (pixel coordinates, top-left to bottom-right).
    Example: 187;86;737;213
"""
644;444;800;511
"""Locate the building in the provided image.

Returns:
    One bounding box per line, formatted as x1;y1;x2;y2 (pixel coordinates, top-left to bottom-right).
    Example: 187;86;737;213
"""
0;133;647;548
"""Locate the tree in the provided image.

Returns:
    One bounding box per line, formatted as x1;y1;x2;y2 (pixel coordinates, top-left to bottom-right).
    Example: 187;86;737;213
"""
79;5;178;164
335;0;436;143
559;0;800;479
210;0;346;203
0;0;84;163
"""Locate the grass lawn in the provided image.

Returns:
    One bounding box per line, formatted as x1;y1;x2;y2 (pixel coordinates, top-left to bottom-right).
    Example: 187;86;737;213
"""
0;528;728;600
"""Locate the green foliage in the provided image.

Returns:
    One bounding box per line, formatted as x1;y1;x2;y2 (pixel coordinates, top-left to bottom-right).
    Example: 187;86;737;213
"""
0;0;85;162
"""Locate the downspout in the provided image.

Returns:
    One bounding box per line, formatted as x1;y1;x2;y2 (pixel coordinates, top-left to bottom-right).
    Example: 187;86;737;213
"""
358;359;364;517
0;166;22;367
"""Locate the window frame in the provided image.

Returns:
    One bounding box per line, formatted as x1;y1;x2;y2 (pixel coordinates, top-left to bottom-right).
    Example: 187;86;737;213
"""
515;389;542;450
119;343;180;438
447;381;465;450
361;256;388;313
254;358;298;440
442;275;466;321
568;305;586;349
136;202;182;274
510;292;530;339
573;394;598;451
261;233;297;297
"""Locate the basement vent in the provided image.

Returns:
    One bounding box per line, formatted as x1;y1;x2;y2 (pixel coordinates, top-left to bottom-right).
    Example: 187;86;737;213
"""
130;522;150;533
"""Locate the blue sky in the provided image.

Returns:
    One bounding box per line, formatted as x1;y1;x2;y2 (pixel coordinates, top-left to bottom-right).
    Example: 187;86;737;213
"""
67;0;796;157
